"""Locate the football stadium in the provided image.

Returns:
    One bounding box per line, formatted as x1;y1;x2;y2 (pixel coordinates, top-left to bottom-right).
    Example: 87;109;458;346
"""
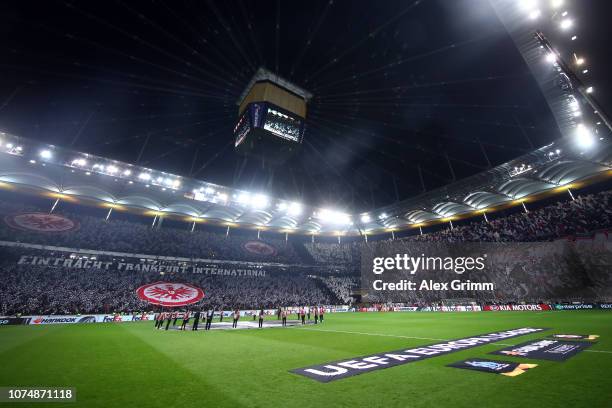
1;1;612;407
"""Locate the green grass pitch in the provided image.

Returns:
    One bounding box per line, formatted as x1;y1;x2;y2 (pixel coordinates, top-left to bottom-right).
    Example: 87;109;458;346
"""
1;311;611;408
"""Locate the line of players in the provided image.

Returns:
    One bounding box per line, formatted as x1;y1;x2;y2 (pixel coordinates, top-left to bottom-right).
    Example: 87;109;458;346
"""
154;306;326;331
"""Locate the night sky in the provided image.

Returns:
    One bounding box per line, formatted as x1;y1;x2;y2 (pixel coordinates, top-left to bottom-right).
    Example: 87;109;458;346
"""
1;0;610;212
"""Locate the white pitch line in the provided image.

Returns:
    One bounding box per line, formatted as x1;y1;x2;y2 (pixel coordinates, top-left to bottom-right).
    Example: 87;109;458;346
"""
297;327;612;354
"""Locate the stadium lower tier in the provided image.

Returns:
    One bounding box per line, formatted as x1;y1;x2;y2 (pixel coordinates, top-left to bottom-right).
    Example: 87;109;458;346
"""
1;238;611;315
0;247;346;315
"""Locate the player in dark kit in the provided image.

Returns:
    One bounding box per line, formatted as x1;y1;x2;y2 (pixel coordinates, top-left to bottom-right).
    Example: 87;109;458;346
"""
314;307;319;324
165;312;172;330
192;310;201;331
181;311;190;330
232;309;240;328
300;307;305;325
258;308;264;328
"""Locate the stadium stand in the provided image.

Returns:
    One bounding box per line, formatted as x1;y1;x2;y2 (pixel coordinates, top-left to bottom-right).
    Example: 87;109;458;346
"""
0;247;340;315
0;200;304;265
1;188;611;314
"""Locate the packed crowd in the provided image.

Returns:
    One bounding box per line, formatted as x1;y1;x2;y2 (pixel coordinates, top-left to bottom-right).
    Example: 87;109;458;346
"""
406;189;612;243
317;275;357;304
0;200;302;264
0;248;340;315
305;242;359;265
1;188;611;315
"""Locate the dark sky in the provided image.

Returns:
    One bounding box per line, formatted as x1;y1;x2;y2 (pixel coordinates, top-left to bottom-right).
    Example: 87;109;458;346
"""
0;0;610;212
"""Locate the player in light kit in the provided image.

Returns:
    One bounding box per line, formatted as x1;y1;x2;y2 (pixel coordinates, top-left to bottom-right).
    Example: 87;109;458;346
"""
319;307;324;323
281;308;287;327
205;308;214;330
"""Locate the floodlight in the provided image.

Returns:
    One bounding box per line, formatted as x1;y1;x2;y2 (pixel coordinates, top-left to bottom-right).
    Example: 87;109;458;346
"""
318;209;351;225
576;124;594;149
39;149;52;159
288;202;302;216
252;194;269;209
237;192;251;204
528;9;541;19
560;19;573;30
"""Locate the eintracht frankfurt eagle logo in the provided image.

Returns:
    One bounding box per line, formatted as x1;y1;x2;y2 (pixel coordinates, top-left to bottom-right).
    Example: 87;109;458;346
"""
5;212;78;233
243;240;277;256
136;282;204;307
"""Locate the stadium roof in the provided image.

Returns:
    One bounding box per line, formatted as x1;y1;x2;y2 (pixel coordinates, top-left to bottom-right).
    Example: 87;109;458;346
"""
1;131;610;235
1;0;611;235
236;67;314;107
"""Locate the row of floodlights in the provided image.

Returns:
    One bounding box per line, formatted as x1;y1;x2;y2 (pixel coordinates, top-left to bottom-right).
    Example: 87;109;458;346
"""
6;141;401;227
29;149;183;190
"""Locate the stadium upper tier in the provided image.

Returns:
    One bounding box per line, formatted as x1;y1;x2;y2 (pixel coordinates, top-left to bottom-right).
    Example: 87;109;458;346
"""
0;131;611;235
